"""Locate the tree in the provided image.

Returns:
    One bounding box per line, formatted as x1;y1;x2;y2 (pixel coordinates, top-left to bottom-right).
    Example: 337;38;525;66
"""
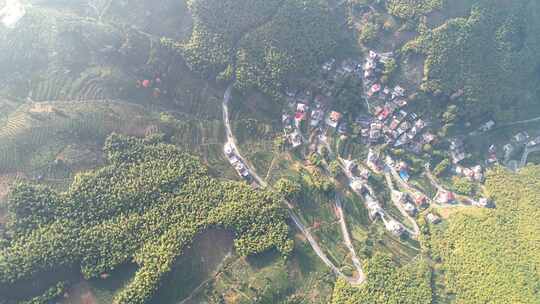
433;159;450;177
274;178;302;201
329;160;342;178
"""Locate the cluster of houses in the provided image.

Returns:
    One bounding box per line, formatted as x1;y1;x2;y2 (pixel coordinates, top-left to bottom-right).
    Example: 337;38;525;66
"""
224;143;251;181
281;57;366;148
344;160;406;236
501;131;540;166
360;51;436;154
391;190;418;216
455;164;483;182
449;138;466;164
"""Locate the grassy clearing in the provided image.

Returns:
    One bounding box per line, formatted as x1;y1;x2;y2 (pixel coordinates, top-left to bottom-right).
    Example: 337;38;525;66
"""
192;239;336;303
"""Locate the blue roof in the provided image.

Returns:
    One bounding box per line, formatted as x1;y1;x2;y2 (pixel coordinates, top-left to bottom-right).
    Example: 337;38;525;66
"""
399;170;410;181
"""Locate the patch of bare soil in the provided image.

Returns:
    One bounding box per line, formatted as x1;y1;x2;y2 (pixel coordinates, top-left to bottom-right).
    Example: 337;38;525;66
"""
402;53;425;88
28;102;55;113
61;281;98;304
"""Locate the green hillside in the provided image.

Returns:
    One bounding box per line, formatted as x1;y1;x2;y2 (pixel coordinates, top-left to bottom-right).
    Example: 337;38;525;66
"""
0;135;291;304
426;165;540;303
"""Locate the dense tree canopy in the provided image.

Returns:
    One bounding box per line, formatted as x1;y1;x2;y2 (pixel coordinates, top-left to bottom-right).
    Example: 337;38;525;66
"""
0;134;292;304
331;254;433;304
403;0;540;121
426;165;540;303
177;0;339;99
234;0;339;98
181;0;283;76
386;0;442;19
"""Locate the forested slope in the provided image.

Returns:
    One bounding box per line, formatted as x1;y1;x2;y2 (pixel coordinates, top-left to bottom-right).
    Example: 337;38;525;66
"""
0;134;292;304
331;254;432;304
426;165;540;303
178;0;339;99
403;0;540;121
234;0;339;98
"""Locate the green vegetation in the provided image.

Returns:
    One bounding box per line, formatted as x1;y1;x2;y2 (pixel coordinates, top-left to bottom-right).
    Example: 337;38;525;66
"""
386;0;443;19
182;0;283;76
176;0;340;99
403;0;540;121
331;253;433;304
0;101;156;174
275;178;302;201
450;176;475;196
427;166;540;303
235;0;339;99
0;135;291;304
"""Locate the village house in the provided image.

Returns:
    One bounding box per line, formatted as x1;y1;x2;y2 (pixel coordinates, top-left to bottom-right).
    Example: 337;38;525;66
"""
406;142;423;155
367;149;383;172
289;131;302;148
322;58;336;72
224;143;234;157
450;138;466;164
326;111;342;128
456;165;483;182
369;122;383;142
282;113;292;125
285;88;297;98
414;194;428;208
350;178;366;193
479;120;495;132
391;85;405;100
342;60;356;74
389;117;401;131
384;218;404;236
377;106;391;121
381;87;390;99
356;115;372;128
392;190;416;215
310;109;324;127
404;202;417;215
398;162;410;181
294;111;306;128
436;190;456;204
394;99;408;108
422;132;436;145
513;131;529;144
486;145;498;165
474;197;493;208
367;83;381;97
503;143;515;161
297;103;308;113
365;194;383;219
527;136;540;147
378;52;394;63
396;121;411;136
394;134;410;148
235;162;249;176
338;123;348;135
392;190;407;204
426;213;441;224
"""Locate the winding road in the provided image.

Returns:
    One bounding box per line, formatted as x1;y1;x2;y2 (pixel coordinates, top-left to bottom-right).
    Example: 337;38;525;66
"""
222;84;365;285
335;194;366;282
